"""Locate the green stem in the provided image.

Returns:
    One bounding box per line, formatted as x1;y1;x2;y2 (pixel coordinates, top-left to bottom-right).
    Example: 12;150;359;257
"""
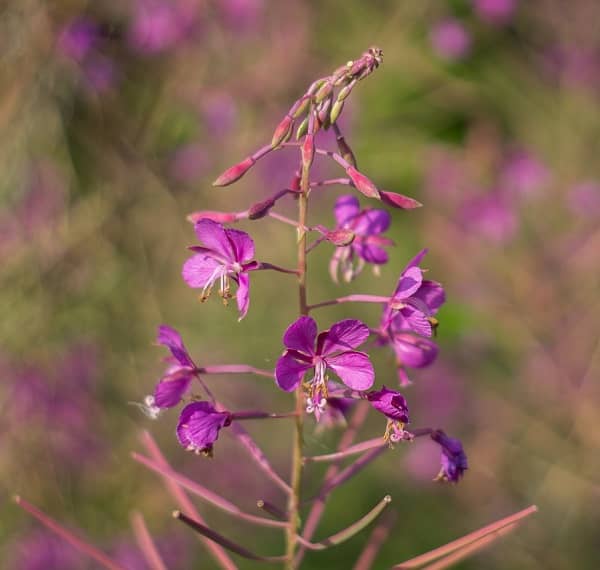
286;159;310;569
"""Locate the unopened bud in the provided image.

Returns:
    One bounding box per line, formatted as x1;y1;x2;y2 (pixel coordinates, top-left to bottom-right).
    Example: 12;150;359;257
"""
301;134;315;170
336;81;355;102
326;228;355;246
315;81;333;104
213;157;255;187
187;210;240;224
271;115;294;148
336;136;357;168
289;172;301;193
296;116;309;139
346;166;380;199
291;96;310;119
248;197;276;220
330;100;344;124
380;190;422;209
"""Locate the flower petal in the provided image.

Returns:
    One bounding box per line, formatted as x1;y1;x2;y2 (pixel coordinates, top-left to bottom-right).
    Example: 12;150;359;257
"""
319;319;370;355
402;308;433;337
367;385;409;422
334;195;360;226
414;280;446;313
153;370;193;408
225;227;255;262
156;325;194;368
393;334;438;368
182;254;222;288
393;266;423;299
326;351;374;390
356;243;389;264
236;272;250;320
282;316;317;354
176;401;231;453
352;208;390;235
194;219;235;260
275;352;312;392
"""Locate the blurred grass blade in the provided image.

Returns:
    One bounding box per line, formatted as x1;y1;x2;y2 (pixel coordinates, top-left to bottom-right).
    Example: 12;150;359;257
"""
14;496;124;570
393;505;538;569
130;511;167;570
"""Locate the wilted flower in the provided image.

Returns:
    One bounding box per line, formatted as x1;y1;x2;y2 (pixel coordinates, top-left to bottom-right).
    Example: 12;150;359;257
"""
182;219;259;319
431;429;468;482
329;195;393;283
275;316;374;418
367;386;410;443
382;249;445;338
176;401;232;455
430;19;471;61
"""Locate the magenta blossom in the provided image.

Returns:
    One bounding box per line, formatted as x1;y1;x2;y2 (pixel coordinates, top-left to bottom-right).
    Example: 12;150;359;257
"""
182;219;259;320
382;249;445;338
367;386;410;443
176;401;232;456
430;19;471;61
149;325;197;411
473;0;516;25
329;195;394;283
431;429;468;483
275;316;374;419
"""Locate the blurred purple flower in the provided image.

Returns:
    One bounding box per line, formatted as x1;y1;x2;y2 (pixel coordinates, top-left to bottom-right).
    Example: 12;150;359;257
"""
201;93;238;138
176;401;232;455
275;316;374;418
219;0;264;34
430;19;471;61
128;0;198;54
57;18;99;62
543;46;600;89
10;530;83;570
368;386;410;443
169;143;209;183
431;429;468;482
329;195;393;283
461;193;518;243
382;249;445;338
182;219;259;320
500;150;550;198
82;55;117;94
568;181;600;218
473;0;517;25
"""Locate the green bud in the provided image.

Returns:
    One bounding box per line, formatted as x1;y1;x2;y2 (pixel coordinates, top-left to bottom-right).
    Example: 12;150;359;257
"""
330;100;344;124
315;82;333;104
295;116;309;139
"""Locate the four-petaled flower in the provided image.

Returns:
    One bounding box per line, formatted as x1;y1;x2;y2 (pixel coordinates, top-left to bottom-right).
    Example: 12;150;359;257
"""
150;325;197;410
367;386;410;443
431;429;468;483
329;195;394;283
182;219;259;320
275;316;374;419
382;249;445;338
176;401;232;456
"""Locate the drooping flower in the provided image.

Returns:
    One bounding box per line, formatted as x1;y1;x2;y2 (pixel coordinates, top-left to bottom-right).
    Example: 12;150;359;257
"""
151;325;197;410
329;195;393;283
176;401;232;455
431;429;468;483
382;249;445;338
367;386;410;443
275;316;374;419
182;219;259;320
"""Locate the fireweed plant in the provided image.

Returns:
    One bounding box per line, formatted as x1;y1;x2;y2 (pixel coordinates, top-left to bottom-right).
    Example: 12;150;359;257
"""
144;47;467;567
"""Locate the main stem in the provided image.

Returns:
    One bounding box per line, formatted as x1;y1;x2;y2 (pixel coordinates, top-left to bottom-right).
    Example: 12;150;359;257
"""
286;172;309;568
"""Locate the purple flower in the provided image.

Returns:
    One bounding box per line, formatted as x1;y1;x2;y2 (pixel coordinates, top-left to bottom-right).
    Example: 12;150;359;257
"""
150;325;197;410
176;401;232;455
500;150;549;199
367;386;410;443
57;18;99;62
315;381;357;430
182;219;259;320
383;249;445;338
329;195;393;283
275;316;374;418
473;0;517;25
461;193;518;243
430;19;471;61
568;181;600;218
431;429;468;483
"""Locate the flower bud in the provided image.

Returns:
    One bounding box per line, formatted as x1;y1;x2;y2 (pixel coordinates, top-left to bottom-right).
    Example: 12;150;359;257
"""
291;95;310;119
330;100;344;124
315;81;333;104
187;210;240;224
346;166;380;199
271;115;294;148
248;197;276;220
326;228;355;246
212;157;255;187
301;134;315;171
336;136;357;168
295;116;309;139
336;81;355;102
380;190;422;209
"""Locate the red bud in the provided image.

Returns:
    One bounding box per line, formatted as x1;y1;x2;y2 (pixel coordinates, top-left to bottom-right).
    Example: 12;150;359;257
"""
247;197;276;220
380;190;422;209
301;134;315;170
187;211;239;223
271;116;294;148
326;229;355;246
346;166;380;199
212;157;255;187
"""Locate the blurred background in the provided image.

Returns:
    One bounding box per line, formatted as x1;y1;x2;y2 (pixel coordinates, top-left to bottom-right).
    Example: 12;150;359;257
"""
2;1;599;568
